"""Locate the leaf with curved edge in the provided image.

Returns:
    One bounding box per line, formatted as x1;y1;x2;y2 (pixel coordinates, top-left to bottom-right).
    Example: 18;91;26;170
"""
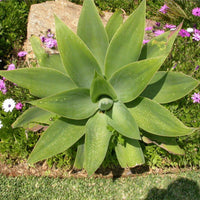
84;112;112;176
30;36;67;75
139;22;182;60
141;71;200;104
115;137;145;168
12;107;56;129
74;137;85;169
28;118;86;164
55;15;102;88
142;131;185;155
30;88;98;120
105;0;146;78
77;0;109;71
0;68;76;98
109;56;165;103
90;72;117;102
105;10;123;42
127;97;195;137
106;101;140;140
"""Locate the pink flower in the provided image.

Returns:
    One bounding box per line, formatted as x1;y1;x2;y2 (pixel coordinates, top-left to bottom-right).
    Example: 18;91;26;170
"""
179;29;190;37
164;24;176;30
40;36;46;43
45;38;57;48
145;27;153;31
191;92;200;103
0;79;6;94
7;63;15;71
15;102;23;110
18;51;28;57
143;39;150;44
192;29;200;41
159;4;169;14
192;7;200;17
154;30;165;36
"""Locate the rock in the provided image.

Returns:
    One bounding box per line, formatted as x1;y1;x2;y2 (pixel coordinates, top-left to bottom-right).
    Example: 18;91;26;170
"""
24;0;155;63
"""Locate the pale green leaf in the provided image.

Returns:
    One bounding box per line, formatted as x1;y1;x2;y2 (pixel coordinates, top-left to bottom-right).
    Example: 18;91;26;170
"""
105;0;146;78
28;118;86;164
105;10;123;42
12;107;56;128
30;88;98;120
141;71;200;104
77;0;109;71
84;112;112;176
109;57;164;103
74;137;85;169
106;101;140;140
30;36;67;74
115;137;145;168
0;68;76;98
55;15;102;88
127;97;195;137
90;72;117;102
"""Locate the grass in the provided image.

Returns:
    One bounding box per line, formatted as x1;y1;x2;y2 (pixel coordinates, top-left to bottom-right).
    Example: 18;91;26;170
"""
0;170;200;200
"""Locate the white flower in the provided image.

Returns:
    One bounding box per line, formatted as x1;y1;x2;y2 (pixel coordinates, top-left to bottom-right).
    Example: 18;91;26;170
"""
186;28;194;33
0;120;3;129
2;98;16;112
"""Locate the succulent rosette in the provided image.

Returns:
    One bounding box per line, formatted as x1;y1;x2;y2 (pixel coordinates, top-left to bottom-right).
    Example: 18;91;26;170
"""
0;0;199;175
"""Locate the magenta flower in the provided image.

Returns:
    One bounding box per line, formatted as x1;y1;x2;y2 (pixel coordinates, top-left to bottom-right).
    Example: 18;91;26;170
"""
7;63;15;71
45;38;57;48
164;24;176;30
143;39;150;44
155;22;161;27
195;65;199;70
40;36;46;43
159;4;169;14
179;29;190;37
15;102;23;110
192;29;200;41
18;51;28;57
154;30;165;36
0;79;6;94
191;93;200;103
192;7;200;17
145;27;153;31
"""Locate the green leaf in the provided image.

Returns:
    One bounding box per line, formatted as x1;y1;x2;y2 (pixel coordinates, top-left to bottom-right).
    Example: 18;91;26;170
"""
28;118;86;164
106;101;140;140
139;23;182;60
142;131;185;155
77;0;109;71
30;36;67;74
90;72;117;102
127;97;195;137
105;0;146;78
30;88;98;120
84;112;112;176
55;15;102;88
12;107;56;129
115;137;145;168
0;68;76;98
74;137;85;169
109;56;164;103
105;10;123;42
141;71;200;104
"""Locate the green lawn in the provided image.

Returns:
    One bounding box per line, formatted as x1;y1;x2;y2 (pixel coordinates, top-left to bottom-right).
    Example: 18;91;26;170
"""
0;170;200;200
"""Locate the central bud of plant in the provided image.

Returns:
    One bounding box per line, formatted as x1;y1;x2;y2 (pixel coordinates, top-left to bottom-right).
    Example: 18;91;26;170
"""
98;97;113;111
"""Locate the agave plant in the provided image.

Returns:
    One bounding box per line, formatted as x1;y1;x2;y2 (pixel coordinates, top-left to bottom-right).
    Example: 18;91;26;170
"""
0;0;199;176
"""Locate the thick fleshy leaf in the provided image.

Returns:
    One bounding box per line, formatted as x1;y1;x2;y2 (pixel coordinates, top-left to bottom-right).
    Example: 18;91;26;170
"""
109;56;164;102
55;15;102;88
141;71;200;104
30;88;98;120
28;118;86;164
106;101;140;140
30;36;67;74
105;0;146;78
139;23;182;60
12;107;56;129
90;72;117;102
105;10;123;42
84;112;112;176
77;0;109;71
74;137;85;169
115;137;145;168
0;68;76;98
127;97;195;137
142;131;185;155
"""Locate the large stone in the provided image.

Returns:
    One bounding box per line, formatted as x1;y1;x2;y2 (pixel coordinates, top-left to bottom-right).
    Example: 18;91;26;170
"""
24;0;155;62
